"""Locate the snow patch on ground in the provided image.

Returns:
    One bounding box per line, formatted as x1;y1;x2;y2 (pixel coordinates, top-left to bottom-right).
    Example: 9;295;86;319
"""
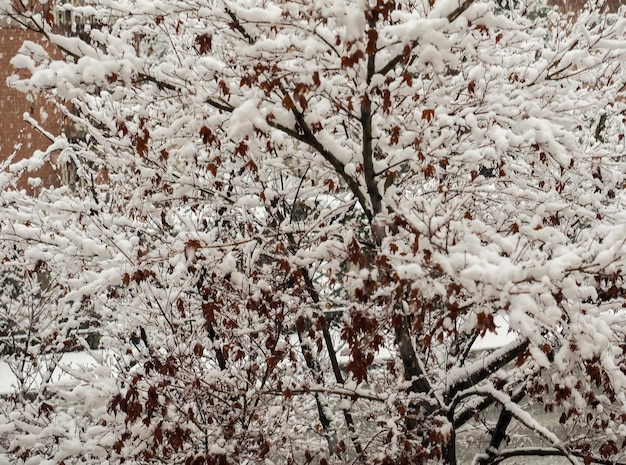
0;352;99;395
0;321;517;395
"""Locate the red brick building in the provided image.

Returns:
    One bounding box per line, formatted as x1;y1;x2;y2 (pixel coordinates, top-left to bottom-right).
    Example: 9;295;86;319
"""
551;0;620;12
0;27;63;191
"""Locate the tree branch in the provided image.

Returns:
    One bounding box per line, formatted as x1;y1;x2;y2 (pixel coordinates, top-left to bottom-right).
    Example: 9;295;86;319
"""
447;338;529;397
476;385;527;465
224;6;255;45
447;0;476;23
453;393;495;428
298;265;364;456
395;319;440;431
458;385;579;465
377;0;476;77
361;33;382;218
280;89;373;221
487;448;626;465
474;447;569;465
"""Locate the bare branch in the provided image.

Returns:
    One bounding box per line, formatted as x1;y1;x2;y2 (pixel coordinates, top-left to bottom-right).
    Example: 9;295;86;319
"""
377;0;476;77
447;338;529;397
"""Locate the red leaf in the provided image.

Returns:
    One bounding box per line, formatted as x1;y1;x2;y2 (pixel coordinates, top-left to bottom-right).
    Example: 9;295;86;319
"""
423;164;435;178
154;425;163;445
403;72;413;87
136;129;150;158
312;71;321;88
422;109;435;122
113;440;123;454
600;441;618;458
296;92;308;111
346;358;368;383
235;141;248;157
282;95;294;110
467;80;476;95
606;285;620;299
203;302;218;326
476;312;496;336
116;120;129;137
218;80;230;97
341;49;365;68
200;126;216;145
193;343;204;357
246;159;258;173
38;402;53;419
45;11;55;26
185;240;201;260
515;349;530;366
195;33;212;54
382;89;391;114
278;258;290;272
390;126;401;145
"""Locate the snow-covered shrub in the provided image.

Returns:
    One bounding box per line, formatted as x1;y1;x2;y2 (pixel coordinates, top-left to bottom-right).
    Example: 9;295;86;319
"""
1;0;626;464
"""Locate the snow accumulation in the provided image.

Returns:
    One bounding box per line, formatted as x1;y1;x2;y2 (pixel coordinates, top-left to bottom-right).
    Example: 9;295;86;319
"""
0;351;99;396
0;319;516;396
0;318;517;396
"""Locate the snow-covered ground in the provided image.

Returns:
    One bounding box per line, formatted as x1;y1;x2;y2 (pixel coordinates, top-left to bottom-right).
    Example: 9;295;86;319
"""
0;317;516;395
0;351;100;395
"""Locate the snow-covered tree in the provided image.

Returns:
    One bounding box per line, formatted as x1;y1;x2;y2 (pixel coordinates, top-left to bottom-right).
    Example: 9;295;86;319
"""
1;0;626;464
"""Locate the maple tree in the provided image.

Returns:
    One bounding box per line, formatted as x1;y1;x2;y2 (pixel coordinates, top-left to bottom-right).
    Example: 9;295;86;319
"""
1;0;626;464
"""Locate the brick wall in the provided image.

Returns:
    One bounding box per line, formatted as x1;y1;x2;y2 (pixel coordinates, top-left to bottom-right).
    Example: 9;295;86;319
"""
0;28;63;192
549;0;621;13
